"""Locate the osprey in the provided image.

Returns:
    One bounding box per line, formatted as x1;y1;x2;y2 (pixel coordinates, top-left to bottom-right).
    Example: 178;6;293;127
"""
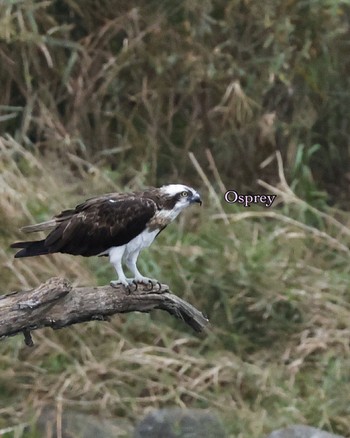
11;184;202;287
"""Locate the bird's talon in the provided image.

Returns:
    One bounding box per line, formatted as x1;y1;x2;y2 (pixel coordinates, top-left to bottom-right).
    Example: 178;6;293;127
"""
110;280;120;289
110;279;136;292
126;281;138;294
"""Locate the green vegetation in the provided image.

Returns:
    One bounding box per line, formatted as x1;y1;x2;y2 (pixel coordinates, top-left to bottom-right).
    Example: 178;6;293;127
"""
1;1;350;436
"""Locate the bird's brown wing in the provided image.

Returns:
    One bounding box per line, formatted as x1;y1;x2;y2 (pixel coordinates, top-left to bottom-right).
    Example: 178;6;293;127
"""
44;195;158;256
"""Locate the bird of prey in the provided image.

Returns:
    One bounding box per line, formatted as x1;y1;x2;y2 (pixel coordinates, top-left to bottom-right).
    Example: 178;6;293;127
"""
11;184;202;287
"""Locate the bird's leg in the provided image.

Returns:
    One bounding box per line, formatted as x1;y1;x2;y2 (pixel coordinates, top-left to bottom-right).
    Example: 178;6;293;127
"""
125;251;159;287
109;247;133;289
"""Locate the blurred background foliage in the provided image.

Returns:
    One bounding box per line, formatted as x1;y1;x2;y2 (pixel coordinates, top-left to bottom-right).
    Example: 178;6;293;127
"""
1;0;350;436
1;0;350;198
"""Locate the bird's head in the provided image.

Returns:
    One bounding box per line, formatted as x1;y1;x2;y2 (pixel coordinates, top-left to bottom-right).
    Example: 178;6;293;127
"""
160;184;202;213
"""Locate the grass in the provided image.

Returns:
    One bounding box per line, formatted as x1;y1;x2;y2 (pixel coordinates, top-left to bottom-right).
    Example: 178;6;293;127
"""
1;138;350;437
2;0;350;436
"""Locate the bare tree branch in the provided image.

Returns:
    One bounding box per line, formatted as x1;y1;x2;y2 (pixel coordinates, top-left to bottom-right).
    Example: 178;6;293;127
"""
0;278;209;345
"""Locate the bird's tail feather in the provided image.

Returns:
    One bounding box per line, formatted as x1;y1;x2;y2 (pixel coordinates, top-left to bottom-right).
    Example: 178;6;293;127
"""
10;240;49;258
21;219;57;233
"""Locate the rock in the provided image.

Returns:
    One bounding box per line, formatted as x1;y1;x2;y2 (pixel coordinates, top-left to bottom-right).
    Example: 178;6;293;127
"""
36;407;133;438
266;424;345;438
134;408;226;438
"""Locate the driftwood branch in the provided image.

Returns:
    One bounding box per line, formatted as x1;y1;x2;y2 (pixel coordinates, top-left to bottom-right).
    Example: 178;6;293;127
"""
0;278;209;346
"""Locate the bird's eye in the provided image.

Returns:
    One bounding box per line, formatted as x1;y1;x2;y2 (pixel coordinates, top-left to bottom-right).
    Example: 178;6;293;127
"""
180;191;188;197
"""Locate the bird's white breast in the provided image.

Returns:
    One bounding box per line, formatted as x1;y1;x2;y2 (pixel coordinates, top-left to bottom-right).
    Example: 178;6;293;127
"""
125;228;160;255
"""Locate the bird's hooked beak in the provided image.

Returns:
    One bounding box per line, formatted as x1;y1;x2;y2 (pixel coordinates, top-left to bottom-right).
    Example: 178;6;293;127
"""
191;192;202;206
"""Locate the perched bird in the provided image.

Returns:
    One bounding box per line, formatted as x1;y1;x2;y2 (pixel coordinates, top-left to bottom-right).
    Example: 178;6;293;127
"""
11;184;202;287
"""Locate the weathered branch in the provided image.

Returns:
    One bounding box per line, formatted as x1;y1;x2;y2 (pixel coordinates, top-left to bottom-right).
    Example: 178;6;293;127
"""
0;278;209;345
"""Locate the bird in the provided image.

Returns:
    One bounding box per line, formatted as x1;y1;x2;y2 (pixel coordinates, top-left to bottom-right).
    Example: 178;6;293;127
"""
11;184;202;288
